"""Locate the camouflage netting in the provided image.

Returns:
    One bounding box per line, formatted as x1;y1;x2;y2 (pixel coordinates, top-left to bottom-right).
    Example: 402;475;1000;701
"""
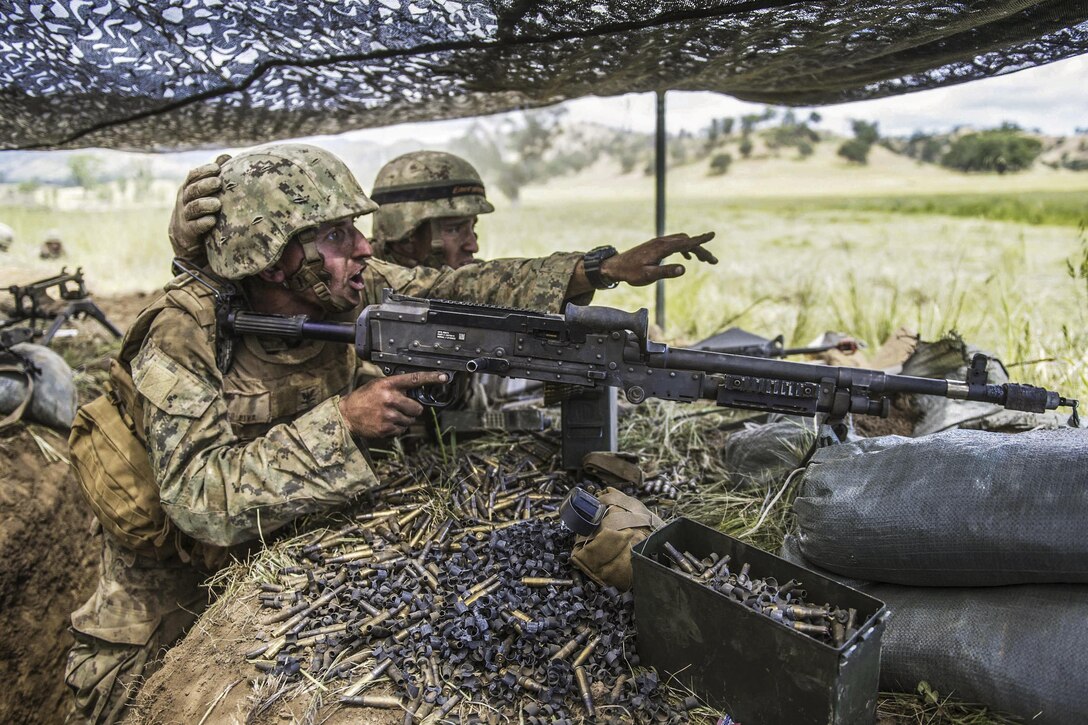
2;1;1087;151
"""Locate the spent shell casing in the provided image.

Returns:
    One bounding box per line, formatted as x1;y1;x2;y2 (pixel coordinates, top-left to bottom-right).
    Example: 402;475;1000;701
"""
574;665;595;717
789;621;830;637
663;542;696;575
462;580;501;606
435;692;462;718
681;550;707;574
777;578;801;597
340;694;403;708
550;627;590;661
341;659;391;698
572;635;601;668
831;619;847;647
520;577;575;587
784;604;831;621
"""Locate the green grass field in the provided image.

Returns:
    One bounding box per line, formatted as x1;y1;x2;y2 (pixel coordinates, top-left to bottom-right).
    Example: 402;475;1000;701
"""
4;160;1086;404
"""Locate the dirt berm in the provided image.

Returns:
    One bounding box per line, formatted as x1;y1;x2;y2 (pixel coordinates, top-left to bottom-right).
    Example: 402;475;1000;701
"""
0;293;148;724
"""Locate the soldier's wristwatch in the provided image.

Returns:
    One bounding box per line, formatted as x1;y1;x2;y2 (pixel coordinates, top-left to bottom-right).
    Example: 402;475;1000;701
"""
583;245;619;289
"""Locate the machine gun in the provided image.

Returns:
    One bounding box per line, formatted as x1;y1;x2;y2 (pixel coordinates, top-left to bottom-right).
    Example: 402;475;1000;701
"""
1;267;122;345
224;291;1080;463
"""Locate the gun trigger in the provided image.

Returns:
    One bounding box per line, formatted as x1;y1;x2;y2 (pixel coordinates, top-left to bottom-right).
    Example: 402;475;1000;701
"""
411;385;452;409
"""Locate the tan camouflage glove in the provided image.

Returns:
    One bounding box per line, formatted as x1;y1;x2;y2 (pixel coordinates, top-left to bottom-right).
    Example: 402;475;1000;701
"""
168;154;231;266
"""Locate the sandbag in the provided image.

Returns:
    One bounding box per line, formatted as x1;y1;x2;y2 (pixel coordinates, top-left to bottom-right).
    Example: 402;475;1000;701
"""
794;428;1088;585
780;535;1088;724
0;342;77;429
719;416;814;485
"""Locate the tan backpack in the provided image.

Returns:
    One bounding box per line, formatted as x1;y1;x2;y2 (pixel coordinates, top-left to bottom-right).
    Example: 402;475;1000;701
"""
68;358;174;553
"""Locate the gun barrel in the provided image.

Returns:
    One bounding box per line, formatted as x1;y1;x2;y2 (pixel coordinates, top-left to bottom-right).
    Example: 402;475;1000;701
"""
229;311;354;344
655;346;1071;413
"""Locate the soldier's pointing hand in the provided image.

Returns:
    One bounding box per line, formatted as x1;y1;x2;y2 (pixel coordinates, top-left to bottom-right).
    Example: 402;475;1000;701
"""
602;231;717;288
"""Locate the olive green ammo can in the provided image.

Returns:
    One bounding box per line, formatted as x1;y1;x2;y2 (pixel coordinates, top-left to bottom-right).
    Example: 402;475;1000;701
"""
632;518;887;724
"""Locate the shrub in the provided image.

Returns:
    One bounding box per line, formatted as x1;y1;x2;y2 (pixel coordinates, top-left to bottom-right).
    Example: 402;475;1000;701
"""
838;138;871;164
709;153;733;175
940;130;1042;173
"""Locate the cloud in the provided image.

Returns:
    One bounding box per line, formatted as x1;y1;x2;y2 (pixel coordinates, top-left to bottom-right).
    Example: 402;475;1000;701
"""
346;54;1088;146
557;54;1088;137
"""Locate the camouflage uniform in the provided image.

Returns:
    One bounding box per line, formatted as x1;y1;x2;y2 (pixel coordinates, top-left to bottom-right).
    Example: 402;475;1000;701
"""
66;144;583;723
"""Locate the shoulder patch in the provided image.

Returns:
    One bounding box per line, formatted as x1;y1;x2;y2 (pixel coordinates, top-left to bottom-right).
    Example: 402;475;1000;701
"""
133;345;216;418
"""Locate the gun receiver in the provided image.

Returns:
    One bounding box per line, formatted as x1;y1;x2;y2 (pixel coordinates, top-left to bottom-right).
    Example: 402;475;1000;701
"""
2;267;122;345
226;292;1080;428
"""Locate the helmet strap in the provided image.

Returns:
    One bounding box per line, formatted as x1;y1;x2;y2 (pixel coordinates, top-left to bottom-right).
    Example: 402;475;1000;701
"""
283;231;352;313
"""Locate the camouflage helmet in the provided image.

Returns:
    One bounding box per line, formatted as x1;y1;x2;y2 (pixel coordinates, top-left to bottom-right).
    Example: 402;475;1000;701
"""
207;143;377;280
370;151;494;243
0;222;13;252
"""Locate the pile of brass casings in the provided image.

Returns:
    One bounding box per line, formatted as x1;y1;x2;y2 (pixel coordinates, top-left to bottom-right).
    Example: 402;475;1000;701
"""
657;540;859;647
246;438;705;723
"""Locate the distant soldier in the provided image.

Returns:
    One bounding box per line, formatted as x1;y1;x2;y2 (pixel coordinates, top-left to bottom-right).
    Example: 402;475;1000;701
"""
369;150;491;270
0;222;13;252
39;229;65;259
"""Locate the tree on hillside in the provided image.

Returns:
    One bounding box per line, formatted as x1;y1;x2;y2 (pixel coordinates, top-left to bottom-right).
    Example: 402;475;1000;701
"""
68;154;101;194
851;119;880;145
764;110;820;156
940;128;1042;173
740;107;777;135
905;132;943;164
451;109;566;201
837;119;880;165
708;153;733;176
738;136;753;158
838;138;871;164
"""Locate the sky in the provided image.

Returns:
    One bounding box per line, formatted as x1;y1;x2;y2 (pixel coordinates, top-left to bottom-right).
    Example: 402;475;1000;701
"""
342;53;1088;145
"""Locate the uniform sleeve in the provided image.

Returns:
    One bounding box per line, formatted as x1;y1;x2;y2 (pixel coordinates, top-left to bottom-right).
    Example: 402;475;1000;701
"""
363;252;590;313
132;308;379;548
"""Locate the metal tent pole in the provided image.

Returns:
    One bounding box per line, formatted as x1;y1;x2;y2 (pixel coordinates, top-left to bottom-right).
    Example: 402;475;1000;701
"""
654;90;667;330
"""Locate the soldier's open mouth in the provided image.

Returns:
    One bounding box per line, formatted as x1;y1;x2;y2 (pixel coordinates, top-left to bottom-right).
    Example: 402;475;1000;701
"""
348;269;365;290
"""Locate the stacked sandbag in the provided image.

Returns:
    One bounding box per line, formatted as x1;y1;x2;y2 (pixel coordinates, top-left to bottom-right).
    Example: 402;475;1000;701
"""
0;342;78;429
794;428;1088;585
719;415;815;486
785;428;1088;723
780;535;1088;724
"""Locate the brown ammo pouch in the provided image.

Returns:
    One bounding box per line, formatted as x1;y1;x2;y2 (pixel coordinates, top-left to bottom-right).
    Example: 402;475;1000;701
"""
570;487;664;591
68;358;173;553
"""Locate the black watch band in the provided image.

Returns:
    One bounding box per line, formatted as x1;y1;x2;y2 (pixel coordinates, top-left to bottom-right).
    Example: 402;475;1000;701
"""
583;245;619;290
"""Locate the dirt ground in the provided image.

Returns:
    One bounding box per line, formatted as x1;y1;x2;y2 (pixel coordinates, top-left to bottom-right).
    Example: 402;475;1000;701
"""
129;597;399;725
0;426;98;724
0;293;149;724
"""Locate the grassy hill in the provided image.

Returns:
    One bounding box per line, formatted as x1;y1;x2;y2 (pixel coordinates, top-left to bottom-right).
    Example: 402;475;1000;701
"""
1;133;1085;400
